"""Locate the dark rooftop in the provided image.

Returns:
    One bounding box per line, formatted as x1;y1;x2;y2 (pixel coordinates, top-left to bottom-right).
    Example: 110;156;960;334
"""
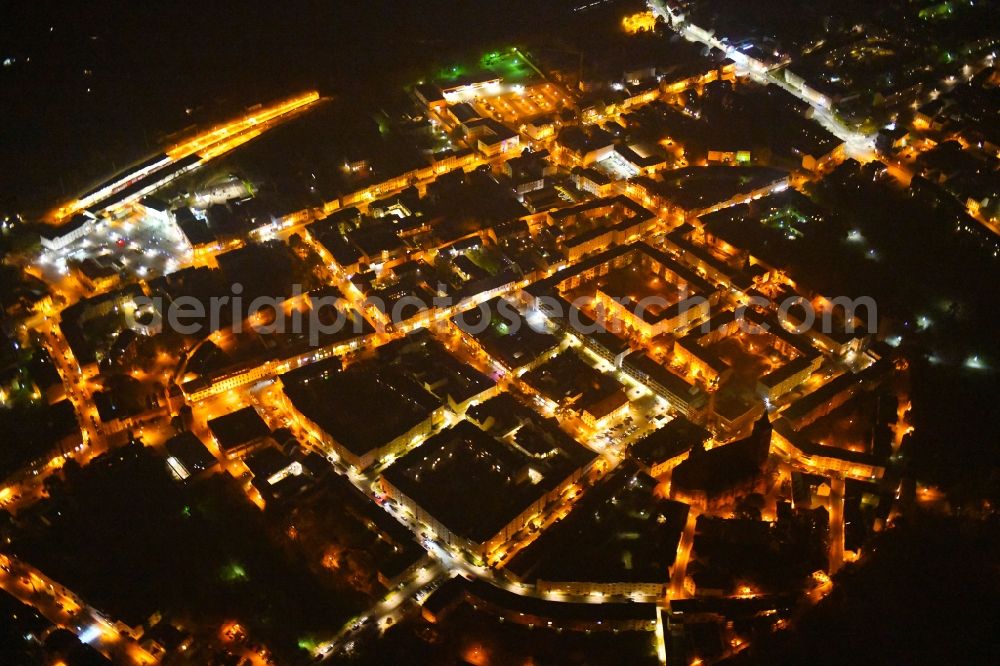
282;356;439;460
672;414;772;499
383;419;595;544
650;166;787;211
206;407;271;453
164;432;218;475
507;461;689;585
630;416;712;470
454;297;559;371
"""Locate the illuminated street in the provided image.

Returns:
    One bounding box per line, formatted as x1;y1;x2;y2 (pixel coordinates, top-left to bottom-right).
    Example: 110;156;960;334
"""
1;2;997;664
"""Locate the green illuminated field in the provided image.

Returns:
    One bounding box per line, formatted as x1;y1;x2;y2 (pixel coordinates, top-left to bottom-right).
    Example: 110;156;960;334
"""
431;47;540;86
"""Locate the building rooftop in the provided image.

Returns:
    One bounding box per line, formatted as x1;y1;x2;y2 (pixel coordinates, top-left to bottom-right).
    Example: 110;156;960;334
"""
672;414;772;499
378;331;497;406
557;125;615;156
522;350;624;411
178;217;215;247
454;297;560;371
243;446;293;482
414;83;444;104
630;416;712;470
282;356;438;460
39;213;91;241
466;393;532;436
759;355;817;389
508;461;688;585
383;419;595;545
782;359;892;424
450;102;481;124
207;407;271;453
164;432;218;476
622;353;705;405
651;166;787;211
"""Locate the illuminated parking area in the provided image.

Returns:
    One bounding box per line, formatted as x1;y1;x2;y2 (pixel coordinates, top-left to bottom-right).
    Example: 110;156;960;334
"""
37;207;192;286
463;82;569;125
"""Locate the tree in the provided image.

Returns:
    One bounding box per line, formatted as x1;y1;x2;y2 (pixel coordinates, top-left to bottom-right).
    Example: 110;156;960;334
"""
62;457;83;488
43;472;64;498
0;508;14;543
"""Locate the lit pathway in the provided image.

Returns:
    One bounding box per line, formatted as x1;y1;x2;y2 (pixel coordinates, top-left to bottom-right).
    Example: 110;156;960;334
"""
0;553;157;664
668;508;698;599
647;1;877;159
828;475;846;574
314;559;443;660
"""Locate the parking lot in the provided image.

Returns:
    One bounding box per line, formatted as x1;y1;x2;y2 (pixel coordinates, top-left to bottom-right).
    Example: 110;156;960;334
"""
37;206;192;285
468;82;573;125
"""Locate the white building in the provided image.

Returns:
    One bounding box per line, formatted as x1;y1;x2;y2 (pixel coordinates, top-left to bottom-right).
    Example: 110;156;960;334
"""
39;213;96;251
